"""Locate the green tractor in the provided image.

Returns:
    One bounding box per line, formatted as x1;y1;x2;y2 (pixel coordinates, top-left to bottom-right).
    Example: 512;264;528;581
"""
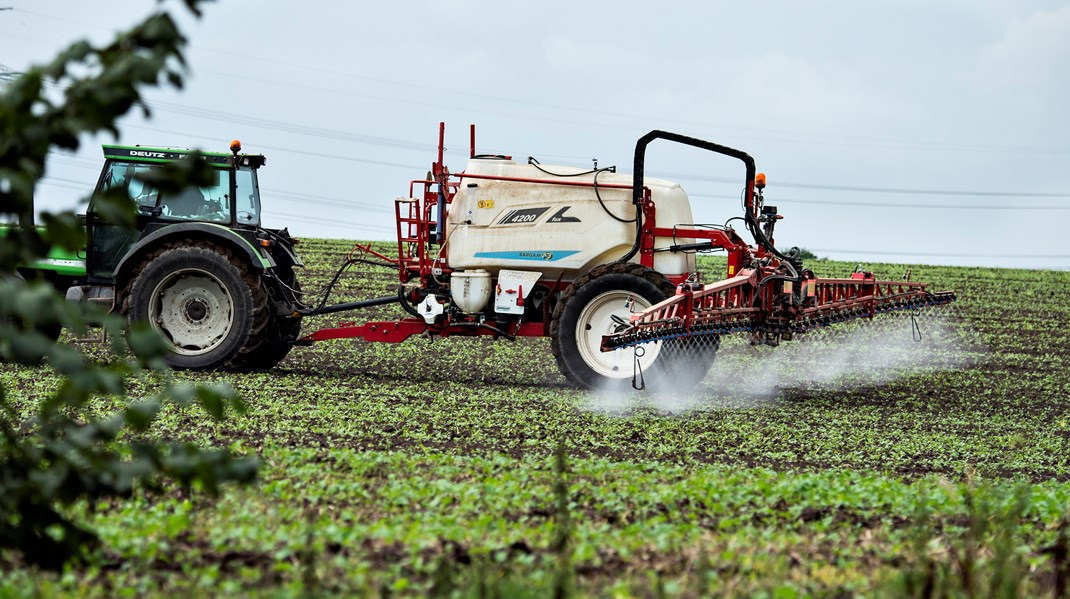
18;141;305;370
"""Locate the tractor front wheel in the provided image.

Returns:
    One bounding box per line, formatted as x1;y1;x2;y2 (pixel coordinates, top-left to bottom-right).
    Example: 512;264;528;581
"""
127;244;262;370
550;263;718;392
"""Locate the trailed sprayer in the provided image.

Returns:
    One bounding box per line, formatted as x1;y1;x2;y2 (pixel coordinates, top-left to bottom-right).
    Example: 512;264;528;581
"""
296;124;957;390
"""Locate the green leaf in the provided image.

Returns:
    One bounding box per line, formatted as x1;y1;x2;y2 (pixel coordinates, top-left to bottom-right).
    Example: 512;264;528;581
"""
196;383;237;421
37;212;86;253
87;188;137;229
124;400;161;432
132;153;216;192
125;321;171;361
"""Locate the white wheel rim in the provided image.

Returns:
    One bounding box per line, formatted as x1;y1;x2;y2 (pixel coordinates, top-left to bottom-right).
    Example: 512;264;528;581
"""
149;268;234;355
575;290;661;379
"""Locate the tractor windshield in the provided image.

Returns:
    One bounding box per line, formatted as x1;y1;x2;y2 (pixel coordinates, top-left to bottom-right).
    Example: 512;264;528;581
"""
160;168;230;222
99;161;232;223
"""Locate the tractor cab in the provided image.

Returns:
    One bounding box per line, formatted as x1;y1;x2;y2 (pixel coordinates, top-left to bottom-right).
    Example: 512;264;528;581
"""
93;145;264;225
86;144;267;281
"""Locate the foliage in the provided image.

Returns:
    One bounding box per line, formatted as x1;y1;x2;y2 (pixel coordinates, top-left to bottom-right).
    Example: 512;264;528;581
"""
0;1;257;570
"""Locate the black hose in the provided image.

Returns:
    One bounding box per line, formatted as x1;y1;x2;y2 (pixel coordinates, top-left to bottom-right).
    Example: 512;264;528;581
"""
311;256;398;312
750;274;797;308
528;157;632;223
398;284;422;318
593;168;635;223
302;293;400;316
313;259;355;312
621;130;803;276
527;157;610;177
622;130;760;263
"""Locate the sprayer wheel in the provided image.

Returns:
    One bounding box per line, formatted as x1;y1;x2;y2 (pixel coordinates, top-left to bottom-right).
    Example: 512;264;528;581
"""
550;263;718;392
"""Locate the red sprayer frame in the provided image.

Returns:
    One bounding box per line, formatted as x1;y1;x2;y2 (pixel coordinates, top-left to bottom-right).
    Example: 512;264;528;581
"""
299;123;955;349
301;124;746;345
601;269;955;351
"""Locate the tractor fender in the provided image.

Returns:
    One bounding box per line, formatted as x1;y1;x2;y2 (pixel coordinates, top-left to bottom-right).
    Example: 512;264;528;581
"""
114;223;274;286
267;235;303;270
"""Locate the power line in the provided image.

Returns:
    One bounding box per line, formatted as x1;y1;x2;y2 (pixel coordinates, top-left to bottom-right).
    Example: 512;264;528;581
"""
810;248;1070;259
6;29;1061;204
41;126;1070;207
41;175;92;189
183;40;1068;156
255;144;420;171
267;211;393;233
148;101;433;153
90;122;425;171
126;105;1070;200
8;8;1070;157
671;173;1070;199
117;112;1070;201
7;24;1064;199
39;169;1070;213
39;174;395;215
36;179;87;193
690;192;1070;210
268;189;390;213
118;123;424;170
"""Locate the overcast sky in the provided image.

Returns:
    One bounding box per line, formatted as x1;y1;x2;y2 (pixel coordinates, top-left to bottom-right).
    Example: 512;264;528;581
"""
2;1;1069;269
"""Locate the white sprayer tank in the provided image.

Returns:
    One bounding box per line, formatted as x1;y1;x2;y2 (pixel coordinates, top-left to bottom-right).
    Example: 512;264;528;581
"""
444;158;696;279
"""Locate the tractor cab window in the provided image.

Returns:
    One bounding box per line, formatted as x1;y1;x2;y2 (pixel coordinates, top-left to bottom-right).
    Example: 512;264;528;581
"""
98;162;231;223
234;167;261;225
100;162;160;209
159;168;230;223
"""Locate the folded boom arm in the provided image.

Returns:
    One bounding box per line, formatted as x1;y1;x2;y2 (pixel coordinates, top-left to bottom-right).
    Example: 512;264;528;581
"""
601;270;956;351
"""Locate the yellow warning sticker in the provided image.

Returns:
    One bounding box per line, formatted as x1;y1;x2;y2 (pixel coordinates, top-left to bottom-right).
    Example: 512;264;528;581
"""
728;265;735;276
477;199;495;209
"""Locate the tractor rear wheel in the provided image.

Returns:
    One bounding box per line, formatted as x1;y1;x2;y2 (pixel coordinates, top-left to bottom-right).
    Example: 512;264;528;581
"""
126;243;267;370
550;262;718;392
239;313;301;370
239;274;302;371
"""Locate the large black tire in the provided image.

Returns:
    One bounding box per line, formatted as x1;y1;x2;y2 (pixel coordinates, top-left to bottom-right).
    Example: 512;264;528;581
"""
550;263;719;392
125;242;268;370
238;275;302;371
239;313;301;370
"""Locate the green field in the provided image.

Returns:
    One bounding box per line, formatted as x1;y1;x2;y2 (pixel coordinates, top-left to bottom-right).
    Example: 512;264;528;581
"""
3;238;1070;597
